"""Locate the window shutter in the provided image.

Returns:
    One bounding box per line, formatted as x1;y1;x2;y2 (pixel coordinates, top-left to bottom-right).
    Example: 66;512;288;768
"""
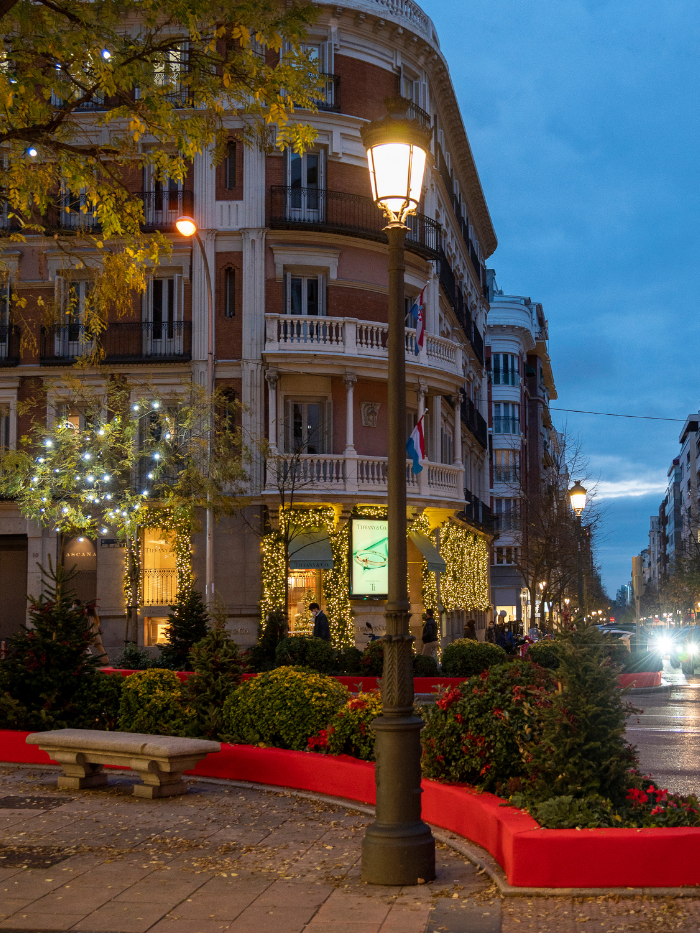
144;276;153;322
284;272;291;314
323;399;332;454
319;40;333;74
318;273;325;316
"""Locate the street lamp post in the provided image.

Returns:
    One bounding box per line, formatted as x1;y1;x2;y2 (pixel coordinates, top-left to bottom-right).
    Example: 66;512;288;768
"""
360;102;435;885
176;215;215;609
568;480;587;617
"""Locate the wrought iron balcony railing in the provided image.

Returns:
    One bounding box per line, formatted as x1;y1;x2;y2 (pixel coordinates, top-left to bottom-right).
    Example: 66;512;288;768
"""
0;325;21;366
138;190;194;231
463;490;498;534
309;73;340;112
460;396;488;450
269;186;441;260
40;321;192;364
385;95;431;129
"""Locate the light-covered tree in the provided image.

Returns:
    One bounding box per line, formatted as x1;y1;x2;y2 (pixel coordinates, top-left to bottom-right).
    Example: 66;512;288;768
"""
0;376;247;641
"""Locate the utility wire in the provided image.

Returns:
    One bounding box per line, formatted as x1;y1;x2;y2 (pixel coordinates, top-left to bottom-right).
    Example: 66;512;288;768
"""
550;408;685;423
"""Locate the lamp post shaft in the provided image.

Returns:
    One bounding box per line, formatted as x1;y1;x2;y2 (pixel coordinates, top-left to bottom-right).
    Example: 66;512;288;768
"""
576;514;584;613
195;231;215;610
361;223;435;886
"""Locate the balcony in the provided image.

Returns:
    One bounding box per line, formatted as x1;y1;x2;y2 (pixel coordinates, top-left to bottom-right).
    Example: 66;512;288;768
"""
493;416;521;436
463;491;498;535
311;73;341;112
385;95;431;129
0;325;21;366
142;569;178;606
269;186;441;260
138;190;194;231
494;468;520;485
40;322;192;364
265;314;462;378
265;454;463;504
460;396;488;449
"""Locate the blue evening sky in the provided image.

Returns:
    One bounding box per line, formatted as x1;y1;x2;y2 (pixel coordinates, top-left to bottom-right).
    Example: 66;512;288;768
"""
426;0;700;597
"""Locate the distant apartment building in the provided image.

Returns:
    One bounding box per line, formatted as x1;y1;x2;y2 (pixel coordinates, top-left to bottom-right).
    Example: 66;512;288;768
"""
484;277;557;624
665;458;683;572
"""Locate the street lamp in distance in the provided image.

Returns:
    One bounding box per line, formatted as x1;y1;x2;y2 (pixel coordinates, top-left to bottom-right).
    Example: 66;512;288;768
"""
176;214;215;610
360;101;434;887
569;480;587;615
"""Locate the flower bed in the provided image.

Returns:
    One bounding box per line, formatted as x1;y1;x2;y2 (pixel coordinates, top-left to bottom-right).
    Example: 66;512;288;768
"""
2;728;700;889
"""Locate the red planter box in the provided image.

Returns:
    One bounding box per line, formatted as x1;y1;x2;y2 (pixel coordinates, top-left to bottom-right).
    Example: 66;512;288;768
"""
618;671;662;689
2;729;699;889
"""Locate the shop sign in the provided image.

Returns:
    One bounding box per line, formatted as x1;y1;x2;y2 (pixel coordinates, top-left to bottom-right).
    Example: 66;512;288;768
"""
350;518;388;597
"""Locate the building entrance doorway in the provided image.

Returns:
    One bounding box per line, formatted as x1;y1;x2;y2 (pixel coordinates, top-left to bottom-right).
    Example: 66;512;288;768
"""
0;534;27;640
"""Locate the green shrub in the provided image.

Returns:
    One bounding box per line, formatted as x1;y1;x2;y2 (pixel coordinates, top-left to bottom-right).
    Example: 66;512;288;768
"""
0;691;25;729
413;653;439;677
525;623;637;807
114;643;155;670
159;588;210;671
185;625;245;739
70;674;124;731
245;610;288;672
0;562;101;729
308;691;383;761
274;636;335;673
440;639;507;678
221;667;347;750
526;641;559;670
421;660;555;790
337;646;363;674
118;669;193;736
360;639;384;675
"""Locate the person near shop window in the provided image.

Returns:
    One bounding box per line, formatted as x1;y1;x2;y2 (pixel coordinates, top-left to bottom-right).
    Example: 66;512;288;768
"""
421;609;439;660
310;603;331;642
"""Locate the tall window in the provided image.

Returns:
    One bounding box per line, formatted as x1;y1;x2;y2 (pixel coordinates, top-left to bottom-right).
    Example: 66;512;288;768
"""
491;353;519;386
55;279;93;357
287;150;324;220
494;498;520;532
224;268;235;318
145;276;183;356
285;399;330;454
0;280;10;360
493;402;520;435
285;272;325;316
225;142;236;190
493;448;519;483
494;546;519;565
152;43;189;104
0;405;9;457
440;422;453;465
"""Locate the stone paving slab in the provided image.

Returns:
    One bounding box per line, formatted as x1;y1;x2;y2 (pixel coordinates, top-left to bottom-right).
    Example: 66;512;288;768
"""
3;764;700;932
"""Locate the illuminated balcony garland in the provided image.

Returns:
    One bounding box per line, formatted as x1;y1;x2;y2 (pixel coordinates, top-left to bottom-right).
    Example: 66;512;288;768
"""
122;507;193;610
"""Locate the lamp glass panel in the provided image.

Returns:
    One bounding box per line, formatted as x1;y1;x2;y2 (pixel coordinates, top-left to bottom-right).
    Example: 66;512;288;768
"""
407;145;426;205
367;142;411;214
175;218;196;236
570;491;587;512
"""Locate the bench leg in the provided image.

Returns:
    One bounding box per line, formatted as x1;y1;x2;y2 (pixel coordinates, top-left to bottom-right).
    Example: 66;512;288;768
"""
53;752;108;791
131;760;188;799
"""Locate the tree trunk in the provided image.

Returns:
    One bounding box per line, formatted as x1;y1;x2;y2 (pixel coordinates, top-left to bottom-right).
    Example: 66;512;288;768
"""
125;534;140;645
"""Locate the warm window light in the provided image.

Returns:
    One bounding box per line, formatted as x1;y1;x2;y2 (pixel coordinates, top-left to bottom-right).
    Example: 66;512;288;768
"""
360;105;431;224
569;479;587;516
175;215;197;237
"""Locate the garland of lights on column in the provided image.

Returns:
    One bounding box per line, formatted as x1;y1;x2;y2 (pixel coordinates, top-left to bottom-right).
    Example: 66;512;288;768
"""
123;508;193;610
408;511;438;613
439;522;490;612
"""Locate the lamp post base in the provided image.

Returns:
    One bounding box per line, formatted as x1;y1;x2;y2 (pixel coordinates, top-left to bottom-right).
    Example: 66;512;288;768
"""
361;715;436;885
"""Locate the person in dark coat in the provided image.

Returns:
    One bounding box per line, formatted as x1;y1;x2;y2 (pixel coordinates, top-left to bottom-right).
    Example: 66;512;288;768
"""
421;608;439;660
463;619;477;640
310;603;331;642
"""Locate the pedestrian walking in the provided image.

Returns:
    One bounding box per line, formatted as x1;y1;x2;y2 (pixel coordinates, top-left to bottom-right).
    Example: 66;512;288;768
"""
463;618;477;640
310;603;331;642
486;621;496;644
87;604;109;666
421;609;439;661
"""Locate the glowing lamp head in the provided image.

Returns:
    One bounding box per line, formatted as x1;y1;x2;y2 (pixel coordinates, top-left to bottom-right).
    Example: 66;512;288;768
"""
175;215;197;237
27;146;38;158
360;106;431;224
569;479;587;516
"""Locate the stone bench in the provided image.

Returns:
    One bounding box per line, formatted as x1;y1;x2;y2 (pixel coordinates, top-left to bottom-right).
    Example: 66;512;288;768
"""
26;729;220;799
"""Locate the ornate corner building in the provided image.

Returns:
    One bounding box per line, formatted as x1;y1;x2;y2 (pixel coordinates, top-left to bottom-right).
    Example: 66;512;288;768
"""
0;0;500;655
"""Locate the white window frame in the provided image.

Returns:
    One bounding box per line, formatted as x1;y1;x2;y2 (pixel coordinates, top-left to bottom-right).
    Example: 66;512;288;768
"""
54;277;94;358
143;274;184;356
284;271;326;316
283;397;331;455
286;148;325;222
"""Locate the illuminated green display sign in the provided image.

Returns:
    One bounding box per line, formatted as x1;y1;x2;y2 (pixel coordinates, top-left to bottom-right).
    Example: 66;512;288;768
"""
350;518;388;597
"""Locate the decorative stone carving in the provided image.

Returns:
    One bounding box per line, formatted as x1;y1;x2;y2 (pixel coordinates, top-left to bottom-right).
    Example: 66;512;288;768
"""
361;401;381;427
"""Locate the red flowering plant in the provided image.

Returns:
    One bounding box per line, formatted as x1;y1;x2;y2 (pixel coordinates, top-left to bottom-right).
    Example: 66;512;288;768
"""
307;691;383;761
420;660;556;791
620;779;700;828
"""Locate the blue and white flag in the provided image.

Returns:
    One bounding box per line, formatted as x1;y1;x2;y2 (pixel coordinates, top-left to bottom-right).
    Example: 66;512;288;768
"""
406;413;425;473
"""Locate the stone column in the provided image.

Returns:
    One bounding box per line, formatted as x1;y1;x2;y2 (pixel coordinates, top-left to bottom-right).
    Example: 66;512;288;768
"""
265;370;279;455
344;372;357;492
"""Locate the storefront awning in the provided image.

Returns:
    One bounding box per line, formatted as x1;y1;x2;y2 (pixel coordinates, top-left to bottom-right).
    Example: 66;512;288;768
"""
408;530;446;573
288;527;334;570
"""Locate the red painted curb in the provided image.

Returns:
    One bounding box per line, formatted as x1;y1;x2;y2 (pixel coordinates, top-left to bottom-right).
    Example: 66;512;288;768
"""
99;669;662;691
2;729;700;888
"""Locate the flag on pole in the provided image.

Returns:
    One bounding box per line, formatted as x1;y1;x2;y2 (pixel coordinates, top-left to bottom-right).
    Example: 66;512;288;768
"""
408;286;426;355
406;413;425;474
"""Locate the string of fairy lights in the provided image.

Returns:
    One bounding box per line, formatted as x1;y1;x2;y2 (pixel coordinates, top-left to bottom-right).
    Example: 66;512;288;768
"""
260;504;490;648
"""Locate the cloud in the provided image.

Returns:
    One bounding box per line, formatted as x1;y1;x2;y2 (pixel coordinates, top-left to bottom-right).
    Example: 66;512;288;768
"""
596;478;667;500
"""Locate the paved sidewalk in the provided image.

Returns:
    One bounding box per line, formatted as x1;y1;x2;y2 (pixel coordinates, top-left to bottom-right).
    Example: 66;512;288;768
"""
0;765;700;933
